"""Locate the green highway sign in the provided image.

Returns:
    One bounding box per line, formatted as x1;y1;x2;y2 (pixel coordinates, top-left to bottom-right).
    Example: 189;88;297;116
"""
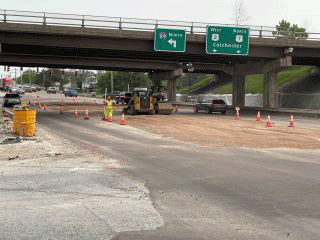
154;28;186;52
206;26;250;55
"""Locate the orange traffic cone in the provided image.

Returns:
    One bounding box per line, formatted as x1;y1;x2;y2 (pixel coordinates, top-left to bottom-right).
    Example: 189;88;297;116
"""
84;109;89;120
73;109;78;118
266;114;272;127
289;114;295;127
43;104;48;111
119;112;125;125
256;111;261;122
234;110;240;119
107;113;112;122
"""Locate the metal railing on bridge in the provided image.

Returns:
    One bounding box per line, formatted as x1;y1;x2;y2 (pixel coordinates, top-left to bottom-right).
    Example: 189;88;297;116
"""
1;9;320;40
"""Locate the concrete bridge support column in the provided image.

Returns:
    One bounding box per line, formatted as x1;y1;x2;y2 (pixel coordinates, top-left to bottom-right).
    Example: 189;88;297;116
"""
167;79;177;102
232;75;245;106
263;71;278;109
149;69;183;102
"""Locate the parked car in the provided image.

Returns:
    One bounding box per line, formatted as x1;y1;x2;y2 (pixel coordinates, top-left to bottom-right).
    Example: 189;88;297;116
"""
2;93;21;107
47;87;57;94
64;89;78;97
123;92;132;105
23;86;32;93
12;87;25;94
115;92;126;104
90;92;96;97
114;92;132;105
34;85;41;91
195;99;231;114
102;91;121;100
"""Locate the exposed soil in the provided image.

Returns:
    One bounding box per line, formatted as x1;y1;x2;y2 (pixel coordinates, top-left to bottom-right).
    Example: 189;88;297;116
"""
120;114;320;149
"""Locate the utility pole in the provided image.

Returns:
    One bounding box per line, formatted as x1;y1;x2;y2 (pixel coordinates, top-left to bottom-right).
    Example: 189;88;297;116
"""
111;71;113;93
43;69;46;90
29;68;31;86
20;67;22;86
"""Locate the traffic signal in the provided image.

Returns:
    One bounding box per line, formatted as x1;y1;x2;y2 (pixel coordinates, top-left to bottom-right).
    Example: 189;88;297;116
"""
75;70;78;76
7;66;10;72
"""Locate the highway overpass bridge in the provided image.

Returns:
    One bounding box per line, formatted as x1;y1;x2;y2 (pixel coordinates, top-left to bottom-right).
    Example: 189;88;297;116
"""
1;10;320;108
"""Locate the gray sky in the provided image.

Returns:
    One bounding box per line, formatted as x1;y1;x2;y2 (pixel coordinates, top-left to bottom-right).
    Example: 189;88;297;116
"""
1;0;320;32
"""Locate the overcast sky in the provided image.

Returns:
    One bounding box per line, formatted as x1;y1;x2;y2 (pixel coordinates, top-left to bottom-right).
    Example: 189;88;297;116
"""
1;0;320;33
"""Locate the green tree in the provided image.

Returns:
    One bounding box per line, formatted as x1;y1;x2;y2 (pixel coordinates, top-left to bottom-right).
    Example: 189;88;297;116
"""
17;69;38;85
37;69;63;89
273;20;308;39
96;71;152;94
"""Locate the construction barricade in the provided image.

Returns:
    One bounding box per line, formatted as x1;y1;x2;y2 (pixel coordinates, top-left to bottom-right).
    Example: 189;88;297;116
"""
12;105;36;137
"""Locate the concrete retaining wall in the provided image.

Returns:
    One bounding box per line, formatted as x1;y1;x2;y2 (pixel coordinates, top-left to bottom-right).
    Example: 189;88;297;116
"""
279;93;320;109
177;94;263;107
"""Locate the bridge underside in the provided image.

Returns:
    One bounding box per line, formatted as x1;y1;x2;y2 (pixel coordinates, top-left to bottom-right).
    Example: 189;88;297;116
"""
0;23;319;109
0;43;275;73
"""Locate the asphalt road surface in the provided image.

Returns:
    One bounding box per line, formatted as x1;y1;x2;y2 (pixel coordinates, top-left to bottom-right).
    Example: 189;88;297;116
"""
30;110;320;240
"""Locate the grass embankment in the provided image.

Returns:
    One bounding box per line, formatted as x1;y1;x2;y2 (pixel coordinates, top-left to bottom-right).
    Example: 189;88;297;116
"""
215;66;312;94
177;66;312;94
177;75;212;94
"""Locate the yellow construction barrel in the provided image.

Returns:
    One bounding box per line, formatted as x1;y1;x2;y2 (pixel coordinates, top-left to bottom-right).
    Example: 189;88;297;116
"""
12;105;36;137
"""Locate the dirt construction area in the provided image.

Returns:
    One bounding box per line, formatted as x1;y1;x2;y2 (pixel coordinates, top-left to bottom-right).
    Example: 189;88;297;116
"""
123;113;320;150
48;103;320;150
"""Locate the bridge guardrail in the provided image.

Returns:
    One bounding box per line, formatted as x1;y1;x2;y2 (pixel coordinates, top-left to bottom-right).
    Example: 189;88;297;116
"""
1;9;319;40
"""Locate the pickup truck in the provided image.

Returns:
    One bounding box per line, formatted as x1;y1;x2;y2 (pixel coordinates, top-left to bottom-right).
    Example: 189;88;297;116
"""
195;99;231;114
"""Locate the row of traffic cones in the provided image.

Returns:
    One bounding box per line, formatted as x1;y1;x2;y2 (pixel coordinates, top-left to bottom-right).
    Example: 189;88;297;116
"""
255;111;295;127
71;108;126;125
31;103;48;111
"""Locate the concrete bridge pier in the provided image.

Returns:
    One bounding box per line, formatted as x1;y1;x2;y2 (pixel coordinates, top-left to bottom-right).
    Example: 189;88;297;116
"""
223;56;292;109
232;75;246;107
149;69;183;102
263;71;278;109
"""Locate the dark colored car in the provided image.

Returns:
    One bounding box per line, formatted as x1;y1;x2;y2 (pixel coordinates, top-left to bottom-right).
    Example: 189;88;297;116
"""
123;92;132;105
102;91;121;100
64;89;78;97
195;99;231;114
3;93;21;107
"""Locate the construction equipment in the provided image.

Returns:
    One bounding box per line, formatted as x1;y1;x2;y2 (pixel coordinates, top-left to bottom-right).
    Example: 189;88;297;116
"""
123;87;174;115
123;88;154;115
151;86;174;115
